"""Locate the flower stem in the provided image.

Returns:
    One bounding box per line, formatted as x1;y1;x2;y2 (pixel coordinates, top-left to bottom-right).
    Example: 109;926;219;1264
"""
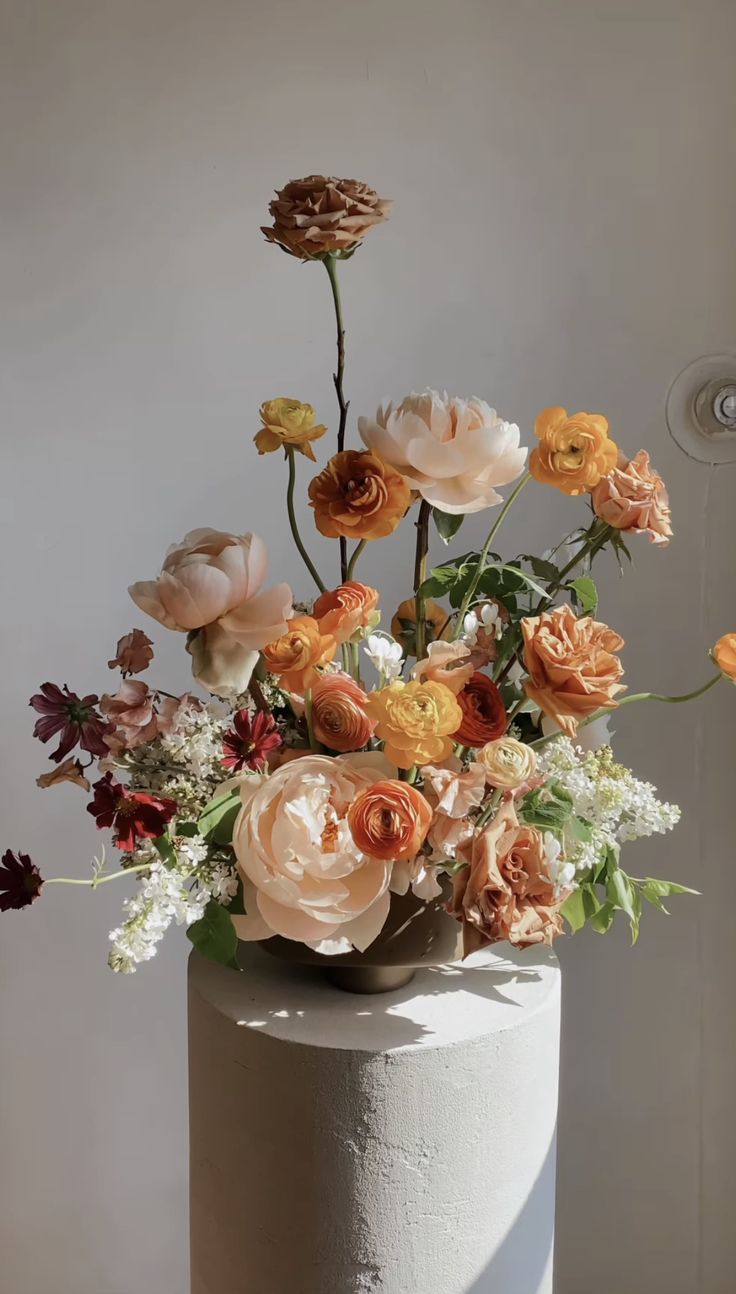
413;499;432;660
285;447;326;593
476;787;503;831
347;539;366;580
453;474;530;639
45;863;154;889
529;673;723;751
324;253;350;582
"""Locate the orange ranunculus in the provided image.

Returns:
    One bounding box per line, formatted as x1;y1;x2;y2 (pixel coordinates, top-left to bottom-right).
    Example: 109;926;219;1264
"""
522;604;625;736
411;640;474;695
348;779;432;862
453;673;507;747
310;672;376;753
391;597;451;655
363;680;463;770
448;799;566;955
308;450;411;541
529;406;618;496
713;634;736;681
591;449;672;545
312;581;380;644
262;616;336;693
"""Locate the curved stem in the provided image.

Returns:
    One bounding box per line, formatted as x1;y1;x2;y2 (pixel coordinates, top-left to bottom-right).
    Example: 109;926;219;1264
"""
452;474;530;639
285;448;326;594
347;539;366;581
45;862;154;889
413;499;432;660
324;253;350;582
529;673;723;750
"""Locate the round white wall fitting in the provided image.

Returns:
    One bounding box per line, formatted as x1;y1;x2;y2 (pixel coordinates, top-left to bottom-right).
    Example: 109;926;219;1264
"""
666;354;736;464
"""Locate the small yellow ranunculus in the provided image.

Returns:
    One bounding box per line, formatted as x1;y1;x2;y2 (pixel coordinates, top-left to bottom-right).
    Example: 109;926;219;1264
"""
529;406;618;496
713;633;736;681
363;679;462;770
255;398;327;461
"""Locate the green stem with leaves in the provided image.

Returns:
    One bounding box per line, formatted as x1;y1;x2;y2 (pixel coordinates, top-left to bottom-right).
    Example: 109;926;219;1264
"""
285;447;326;593
452;473;530;639
413;499;432;661
529;672;723;751
45;863;154;889
323;253;350;582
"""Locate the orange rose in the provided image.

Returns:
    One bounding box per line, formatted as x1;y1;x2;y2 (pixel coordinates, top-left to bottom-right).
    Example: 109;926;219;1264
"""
448;799;566;955
391;597;451;655
308;450;411;541
364;680;463;769
310;672;376;752
411;640;474;695
530;406;618;496
591;450;672;545
713;634;736;681
348;779;432;862
262;616;336;693
312;581;379;644
522;604;625;736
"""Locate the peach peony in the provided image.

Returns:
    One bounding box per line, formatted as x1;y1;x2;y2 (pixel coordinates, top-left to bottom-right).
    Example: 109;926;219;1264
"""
347;779;432;862
522;605;625;736
591;450;672;545
308;450;411;541
530;407;618;496
364;680;462;770
100;680;159;751
312;581;380;644
262;616;336;694
231;752;395;953
309;672;375;753
412;640;474;695
713;634;736;681
255;398;327;461
262;175;392;260
186;624;260;700
359;390;527;515
448;799;566;955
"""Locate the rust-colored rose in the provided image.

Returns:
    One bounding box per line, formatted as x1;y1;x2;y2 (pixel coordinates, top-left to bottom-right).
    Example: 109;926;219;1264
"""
530;406;618;496
310;672;376;753
312;581;379;644
308;450;411;541
348;779;432;862
591;449;673;546
262;175;392;260
522;604;625;737
448;799;565;955
453;673;507;747
262;616;336;694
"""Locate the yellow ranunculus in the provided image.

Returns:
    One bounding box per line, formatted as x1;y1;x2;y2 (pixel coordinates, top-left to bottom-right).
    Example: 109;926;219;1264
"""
713;634;736;681
363;680;462;770
529;406;618;496
255;398;327;461
477;737;537;789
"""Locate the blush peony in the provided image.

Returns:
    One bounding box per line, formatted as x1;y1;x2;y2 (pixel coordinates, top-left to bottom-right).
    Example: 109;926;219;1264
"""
358;390;527;515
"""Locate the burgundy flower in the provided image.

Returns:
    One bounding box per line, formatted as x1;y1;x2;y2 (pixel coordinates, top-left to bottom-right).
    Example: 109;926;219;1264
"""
0;850;43;912
222;709;282;772
87;773;176;852
30;683;110;764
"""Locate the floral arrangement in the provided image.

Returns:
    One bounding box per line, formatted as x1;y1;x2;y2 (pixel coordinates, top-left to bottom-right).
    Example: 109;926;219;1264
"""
4;174;735;975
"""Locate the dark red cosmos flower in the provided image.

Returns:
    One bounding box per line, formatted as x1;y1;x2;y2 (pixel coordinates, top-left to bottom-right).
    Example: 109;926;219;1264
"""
0;850;43;912
222;709;282;772
87;773;176;852
453;672;508;747
30;683;110;764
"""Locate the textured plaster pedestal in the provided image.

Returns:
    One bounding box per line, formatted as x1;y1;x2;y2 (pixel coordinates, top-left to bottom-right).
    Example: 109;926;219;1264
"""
188;944;560;1294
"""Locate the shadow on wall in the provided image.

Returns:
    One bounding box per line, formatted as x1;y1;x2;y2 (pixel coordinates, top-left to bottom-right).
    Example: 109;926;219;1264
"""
465;1133;557;1294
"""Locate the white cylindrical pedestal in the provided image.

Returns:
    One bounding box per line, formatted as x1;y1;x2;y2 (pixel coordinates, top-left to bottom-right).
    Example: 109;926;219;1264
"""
188;945;560;1294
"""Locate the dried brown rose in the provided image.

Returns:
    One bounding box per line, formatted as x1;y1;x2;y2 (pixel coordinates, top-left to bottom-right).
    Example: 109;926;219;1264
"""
262;175;392;260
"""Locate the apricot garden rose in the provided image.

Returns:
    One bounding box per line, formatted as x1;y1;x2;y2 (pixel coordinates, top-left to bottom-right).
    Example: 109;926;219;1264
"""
363;679;462;769
529;407;618;496
591;449;672;545
347;779;432;862
522;604;625;736
308;449;411;541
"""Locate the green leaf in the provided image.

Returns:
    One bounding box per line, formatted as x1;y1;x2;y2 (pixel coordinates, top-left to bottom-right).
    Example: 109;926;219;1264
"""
589;902;616;934
606;867;636;920
562;887;587;933
186;899;240;970
152;835;177;867
569;815;593;843
176;821;201;838
518;780;574;830
523;555;560;582
432;509;464;544
640;877;700;914
569;576;599;615
198;788;241;845
418;564;460;600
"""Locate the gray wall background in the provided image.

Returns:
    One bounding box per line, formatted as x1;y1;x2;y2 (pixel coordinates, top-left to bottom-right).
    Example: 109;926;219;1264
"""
1;2;735;1291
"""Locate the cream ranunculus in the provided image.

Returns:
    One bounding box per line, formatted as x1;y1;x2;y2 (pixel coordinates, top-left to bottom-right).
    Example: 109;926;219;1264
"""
231;752;396;954
358;389;527;515
478;737;538;789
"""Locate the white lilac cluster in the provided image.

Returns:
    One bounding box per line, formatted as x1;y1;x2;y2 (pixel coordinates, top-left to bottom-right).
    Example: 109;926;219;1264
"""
538;738;681;874
108;834;238;974
125;700;230;816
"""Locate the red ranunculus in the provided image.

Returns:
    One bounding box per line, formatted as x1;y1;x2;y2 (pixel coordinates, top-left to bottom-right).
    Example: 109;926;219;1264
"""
222;710;282;772
453;672;507;748
87;773;176;852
